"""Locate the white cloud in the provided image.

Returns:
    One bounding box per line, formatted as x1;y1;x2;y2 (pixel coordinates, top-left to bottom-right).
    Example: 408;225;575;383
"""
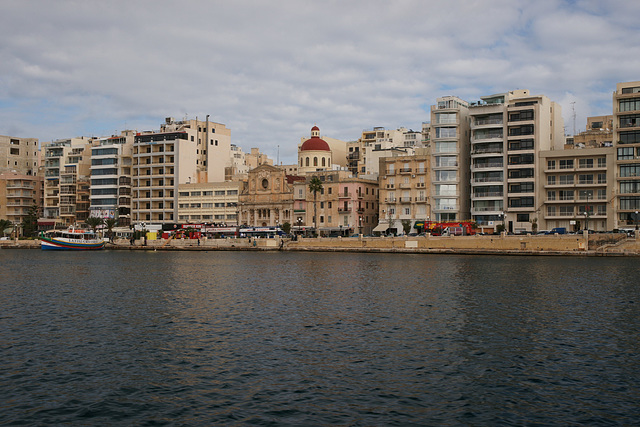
1;0;639;162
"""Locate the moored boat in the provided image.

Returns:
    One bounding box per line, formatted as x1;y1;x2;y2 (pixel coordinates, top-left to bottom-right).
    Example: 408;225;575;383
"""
40;229;106;250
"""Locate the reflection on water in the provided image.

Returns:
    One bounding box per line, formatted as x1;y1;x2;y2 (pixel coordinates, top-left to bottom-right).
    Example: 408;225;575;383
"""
1;250;639;425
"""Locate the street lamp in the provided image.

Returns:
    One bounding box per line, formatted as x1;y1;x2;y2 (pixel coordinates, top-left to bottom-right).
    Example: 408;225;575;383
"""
359;216;362;236
501;211;506;233
635;210;639;231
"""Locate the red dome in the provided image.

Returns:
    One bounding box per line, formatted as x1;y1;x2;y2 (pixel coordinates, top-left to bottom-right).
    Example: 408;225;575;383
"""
311;125;320;131
300;136;330;151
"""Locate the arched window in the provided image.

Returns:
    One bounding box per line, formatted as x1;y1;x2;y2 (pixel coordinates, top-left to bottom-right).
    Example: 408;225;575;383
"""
322;157;326;167
306;157;310;167
314;157;318;166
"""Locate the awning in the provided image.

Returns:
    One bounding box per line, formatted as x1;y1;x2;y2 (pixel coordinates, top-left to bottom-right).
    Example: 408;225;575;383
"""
372;223;389;232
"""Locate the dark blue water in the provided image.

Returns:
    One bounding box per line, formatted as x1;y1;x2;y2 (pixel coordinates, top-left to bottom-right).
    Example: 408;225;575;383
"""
1;249;639;425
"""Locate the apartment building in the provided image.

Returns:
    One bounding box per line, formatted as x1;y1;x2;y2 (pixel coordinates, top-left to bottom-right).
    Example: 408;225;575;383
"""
359;127;420;177
89;132;134;226
377;150;430;234
292;169;378;236
468;90;563;232
612;81;640;229
132;117;231;226
571;116;613;149
0;172;43;229
0;135;39;175
430;96;470;222
540;147;614;232
178;181;241;224
42;137;93;227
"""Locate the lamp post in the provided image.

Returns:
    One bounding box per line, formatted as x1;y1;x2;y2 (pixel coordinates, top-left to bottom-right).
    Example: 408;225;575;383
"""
501;211;506;233
635;210;639;231
297;217;302;238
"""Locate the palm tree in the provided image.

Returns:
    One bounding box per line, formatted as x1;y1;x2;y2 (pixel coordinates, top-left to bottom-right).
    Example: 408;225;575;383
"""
85;217;104;234
105;218;117;242
308;176;323;236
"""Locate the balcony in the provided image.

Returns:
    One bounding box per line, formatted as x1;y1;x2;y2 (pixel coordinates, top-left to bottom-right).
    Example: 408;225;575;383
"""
399;168;412;174
385;169;396;175
338;207;352;213
399;197;412;203
338;192;352;198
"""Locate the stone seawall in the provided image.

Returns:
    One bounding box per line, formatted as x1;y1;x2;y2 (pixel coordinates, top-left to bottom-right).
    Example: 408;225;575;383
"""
5;233;640;256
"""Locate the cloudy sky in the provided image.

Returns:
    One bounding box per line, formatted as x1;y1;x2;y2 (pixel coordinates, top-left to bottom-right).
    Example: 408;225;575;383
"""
1;0;639;163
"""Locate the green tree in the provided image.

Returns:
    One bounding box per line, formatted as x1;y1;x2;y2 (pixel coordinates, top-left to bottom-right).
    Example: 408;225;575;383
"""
85;217;104;234
0;219;12;237
401;219;412;235
21;204;39;237
308;176;323;235
531;217;538;234
281;221;291;235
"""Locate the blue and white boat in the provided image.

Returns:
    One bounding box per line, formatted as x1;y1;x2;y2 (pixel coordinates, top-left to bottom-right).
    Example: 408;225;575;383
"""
41;229;106;250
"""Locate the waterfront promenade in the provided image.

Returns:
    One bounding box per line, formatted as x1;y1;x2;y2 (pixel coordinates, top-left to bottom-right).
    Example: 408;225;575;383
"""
3;233;640;256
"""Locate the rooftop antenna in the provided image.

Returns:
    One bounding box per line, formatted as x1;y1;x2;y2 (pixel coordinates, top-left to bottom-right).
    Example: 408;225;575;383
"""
571;101;576;136
277;145;280;165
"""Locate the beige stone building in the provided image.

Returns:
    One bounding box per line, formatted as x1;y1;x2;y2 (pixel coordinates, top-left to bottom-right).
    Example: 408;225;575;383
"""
612;81;640;229
238;164;302;227
0;172;43;229
178;181;241;224
42;137;93;227
539;147;614;232
0;135;40;176
569;116;613;149
377;150;430;234
292;170;378;236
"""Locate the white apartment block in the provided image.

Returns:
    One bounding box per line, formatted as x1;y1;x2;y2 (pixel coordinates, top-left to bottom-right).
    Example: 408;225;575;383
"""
132;117;231;226
430;96;470;222
89;131;135;226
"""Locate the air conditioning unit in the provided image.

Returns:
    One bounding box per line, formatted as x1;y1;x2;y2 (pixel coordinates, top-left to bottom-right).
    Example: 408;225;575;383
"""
412;175;416;178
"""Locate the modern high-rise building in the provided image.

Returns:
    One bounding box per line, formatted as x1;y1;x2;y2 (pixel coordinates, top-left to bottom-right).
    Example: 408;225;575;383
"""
468;90;563;233
132;117;231;226
430;96;470;222
89;131;135;226
612;81;640;229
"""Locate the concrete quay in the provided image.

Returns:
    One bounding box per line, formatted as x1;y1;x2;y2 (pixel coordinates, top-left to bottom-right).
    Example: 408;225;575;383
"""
4;233;640;256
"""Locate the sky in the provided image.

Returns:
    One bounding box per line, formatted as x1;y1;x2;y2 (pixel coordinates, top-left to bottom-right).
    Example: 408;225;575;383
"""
1;0;640;164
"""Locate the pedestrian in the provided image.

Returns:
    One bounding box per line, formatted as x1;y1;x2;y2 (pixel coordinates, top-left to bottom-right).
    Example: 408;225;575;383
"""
197;237;200;246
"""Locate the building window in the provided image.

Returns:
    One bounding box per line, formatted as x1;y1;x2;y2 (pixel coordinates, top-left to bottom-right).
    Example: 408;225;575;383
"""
547;160;556;170
516;214;530;222
579;158;594;169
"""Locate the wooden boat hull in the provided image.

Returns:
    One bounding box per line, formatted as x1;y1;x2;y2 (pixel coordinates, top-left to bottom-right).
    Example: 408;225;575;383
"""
41;237;105;250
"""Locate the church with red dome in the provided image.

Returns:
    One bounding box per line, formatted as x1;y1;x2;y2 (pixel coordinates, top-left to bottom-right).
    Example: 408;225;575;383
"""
298;126;333;174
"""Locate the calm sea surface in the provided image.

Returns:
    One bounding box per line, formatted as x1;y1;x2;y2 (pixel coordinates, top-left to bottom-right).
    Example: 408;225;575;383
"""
1;249;639;426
